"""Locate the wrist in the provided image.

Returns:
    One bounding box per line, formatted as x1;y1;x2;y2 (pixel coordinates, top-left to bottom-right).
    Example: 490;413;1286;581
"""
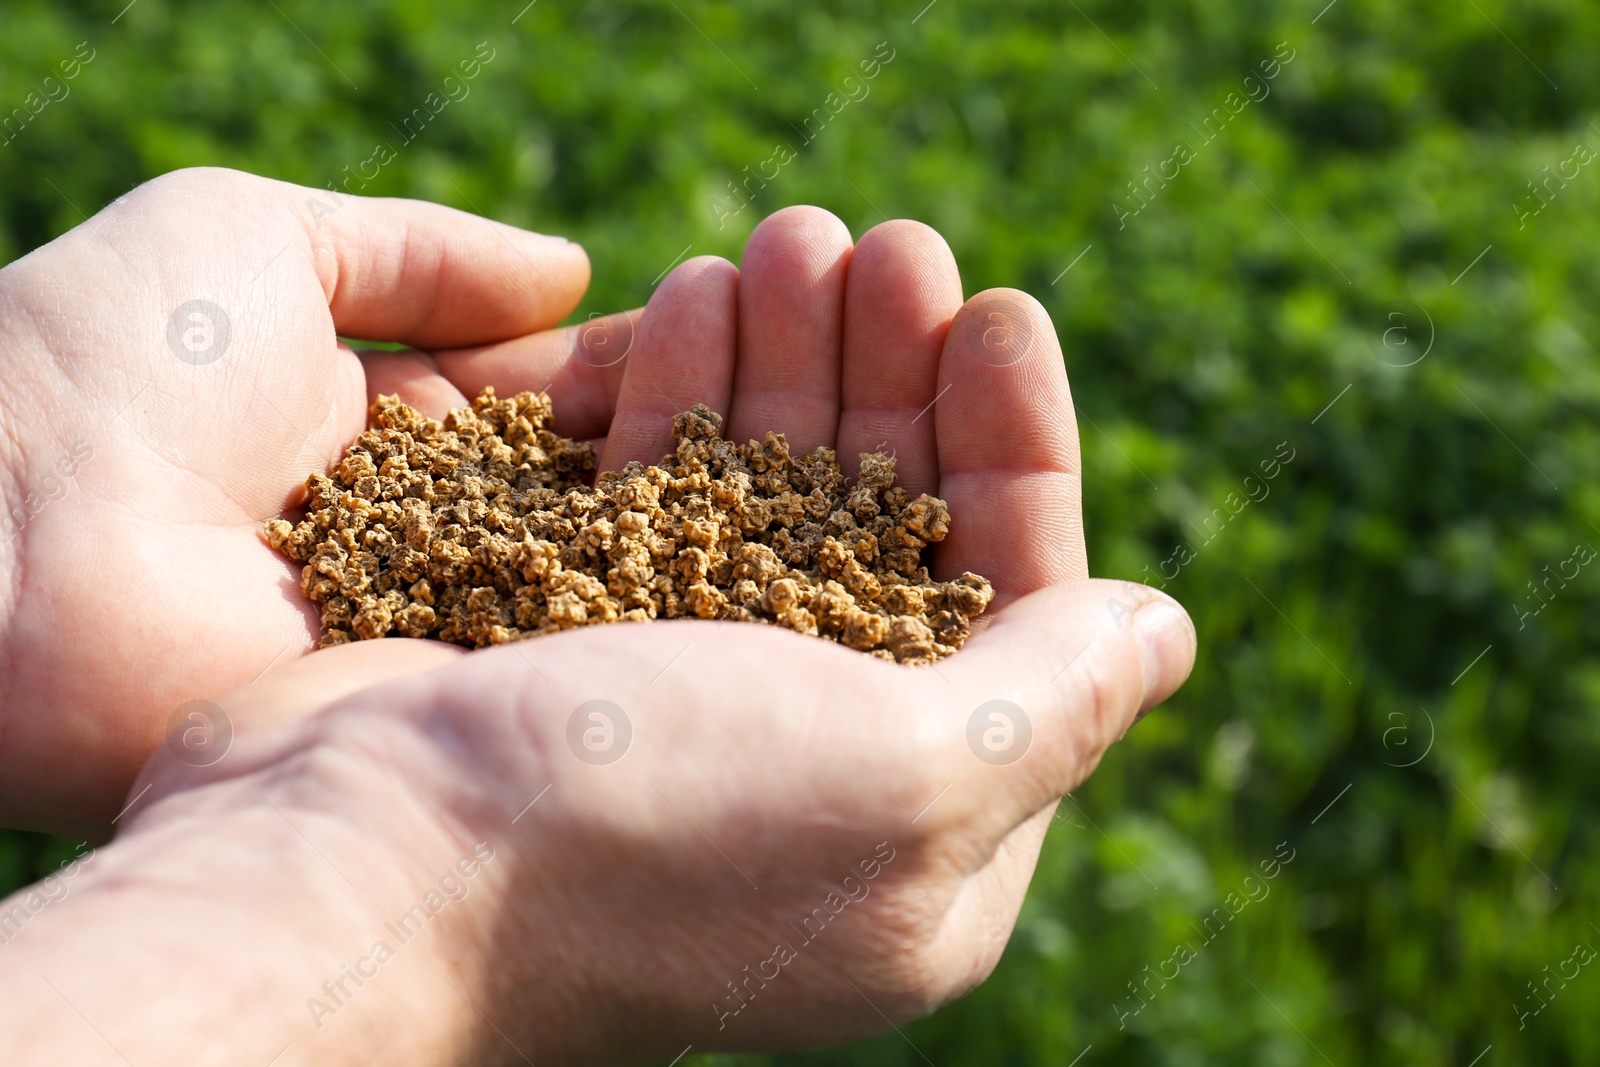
0;719;498;1066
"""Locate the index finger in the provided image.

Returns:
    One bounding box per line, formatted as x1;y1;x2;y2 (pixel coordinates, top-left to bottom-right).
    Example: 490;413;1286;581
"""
431;309;643;440
287;180;591;347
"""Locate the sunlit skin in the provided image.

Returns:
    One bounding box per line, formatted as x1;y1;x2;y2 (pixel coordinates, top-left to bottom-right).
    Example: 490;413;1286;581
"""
0;170;1194;1065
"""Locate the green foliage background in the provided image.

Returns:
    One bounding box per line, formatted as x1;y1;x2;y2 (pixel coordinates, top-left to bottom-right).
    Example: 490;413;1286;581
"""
3;0;1598;1062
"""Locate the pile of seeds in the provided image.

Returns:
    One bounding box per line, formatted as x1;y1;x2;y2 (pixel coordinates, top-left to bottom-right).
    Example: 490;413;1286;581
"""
264;389;993;664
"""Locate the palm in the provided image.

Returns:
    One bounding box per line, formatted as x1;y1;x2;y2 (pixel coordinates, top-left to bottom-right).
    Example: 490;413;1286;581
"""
304;210;1089;1046
433;206;1086;603
3;179;1085;872
117;203;1163;1055
0;169;587;835
412;206;1089;1044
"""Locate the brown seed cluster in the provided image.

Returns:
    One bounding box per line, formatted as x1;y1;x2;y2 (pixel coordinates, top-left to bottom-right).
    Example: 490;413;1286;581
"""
264;389;993;664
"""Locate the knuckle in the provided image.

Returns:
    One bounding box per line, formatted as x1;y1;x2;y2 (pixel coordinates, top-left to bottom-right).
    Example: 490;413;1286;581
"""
858;894;957;1008
128;166;253;207
854;882;1002;1017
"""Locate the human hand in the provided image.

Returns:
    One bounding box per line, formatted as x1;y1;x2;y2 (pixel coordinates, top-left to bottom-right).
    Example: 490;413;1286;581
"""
0;571;1191;1067
279;206;1192;1060
428;205;1089;612
0;167;590;836
0;208;1195;1064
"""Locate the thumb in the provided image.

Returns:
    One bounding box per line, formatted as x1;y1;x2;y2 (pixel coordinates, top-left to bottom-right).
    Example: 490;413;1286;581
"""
219;638;467;735
138;168;592;347
941;579;1196;834
298;184;591;348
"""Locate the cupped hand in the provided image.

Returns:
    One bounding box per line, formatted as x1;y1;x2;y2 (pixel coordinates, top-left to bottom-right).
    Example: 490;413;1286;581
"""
75;568;1191;1066
56;208;1197;1063
0;167;590;836
425;206;1089;610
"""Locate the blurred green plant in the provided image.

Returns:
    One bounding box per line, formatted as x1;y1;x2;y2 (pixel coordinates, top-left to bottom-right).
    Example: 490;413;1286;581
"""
2;0;1597;1062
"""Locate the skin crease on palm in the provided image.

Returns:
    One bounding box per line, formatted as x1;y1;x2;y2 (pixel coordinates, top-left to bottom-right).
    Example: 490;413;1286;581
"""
0;168;1197;1065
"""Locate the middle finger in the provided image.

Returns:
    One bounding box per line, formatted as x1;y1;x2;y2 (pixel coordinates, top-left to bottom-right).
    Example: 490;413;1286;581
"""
725;206;854;452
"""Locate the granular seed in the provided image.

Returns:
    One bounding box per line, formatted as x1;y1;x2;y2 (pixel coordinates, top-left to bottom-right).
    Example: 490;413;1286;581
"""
264;389;993;664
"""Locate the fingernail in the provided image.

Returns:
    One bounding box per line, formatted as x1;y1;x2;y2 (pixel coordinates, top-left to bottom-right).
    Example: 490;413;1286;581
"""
1132;597;1196;720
